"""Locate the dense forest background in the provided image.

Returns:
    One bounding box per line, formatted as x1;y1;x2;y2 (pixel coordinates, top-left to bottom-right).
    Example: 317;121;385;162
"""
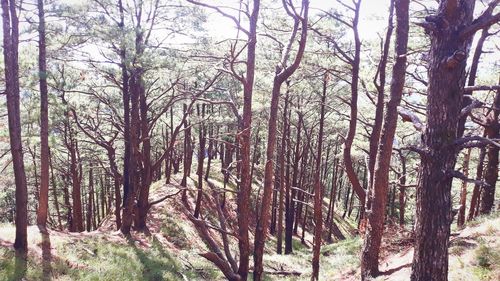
0;0;499;280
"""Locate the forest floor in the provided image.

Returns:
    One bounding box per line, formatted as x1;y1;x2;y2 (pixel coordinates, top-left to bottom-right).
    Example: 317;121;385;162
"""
0;175;499;281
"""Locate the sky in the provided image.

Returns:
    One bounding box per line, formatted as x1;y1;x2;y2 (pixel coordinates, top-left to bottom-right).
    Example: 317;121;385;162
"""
204;0;391;40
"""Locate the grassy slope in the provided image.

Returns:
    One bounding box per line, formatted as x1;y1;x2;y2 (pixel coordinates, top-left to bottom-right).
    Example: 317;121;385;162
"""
0;172;498;281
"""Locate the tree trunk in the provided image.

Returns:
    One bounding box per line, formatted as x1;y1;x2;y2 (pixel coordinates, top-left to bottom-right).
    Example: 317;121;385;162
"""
134;73;152;231
36;0;50;229
468;147;486;220
181;104;192;202
49;150;63;230
398;151;407;226
277;92;289;254
86;166;94;232
194;104;206;218
480;90;500;214
411;1;478;280
285;110;302;254
361;0;409;277
457;148;472;227
311;73;328;280
235;3;260;279
253;3;309;278
342;0;366;207
120;69;141;235
2;0;29;257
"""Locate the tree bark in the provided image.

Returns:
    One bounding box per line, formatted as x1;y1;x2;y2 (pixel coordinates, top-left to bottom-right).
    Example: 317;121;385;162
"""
277;92;289;254
36;0;50;229
285;110;302;253
411;1;479;280
457;148;472;227
468;147;486;221
361;0;409;278
194;104;206;218
253;2;309;279
479;90;500;214
342;0;366;207
2;0;28;256
311;73;328;280
86;166;94;232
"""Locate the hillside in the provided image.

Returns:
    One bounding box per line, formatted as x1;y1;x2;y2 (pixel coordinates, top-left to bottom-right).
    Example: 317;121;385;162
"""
1;177;498;281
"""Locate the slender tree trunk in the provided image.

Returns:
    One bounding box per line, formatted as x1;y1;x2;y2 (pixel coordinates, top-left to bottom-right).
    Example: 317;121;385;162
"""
312;74;328;280
181;104;192;202
236;3;260;278
286;110;302;253
398;151;407;226
49;150;63;230
69;135;83;232
468;147;486;220
457;148;472;226
480;90;500;214
205;106;214;181
36;0;50;229
253;3;309;278
342;1;366;208
2;0;29;257
86;166;94;232
277;92;289;254
194;104;206;218
361;0;409;277
367;0;394;194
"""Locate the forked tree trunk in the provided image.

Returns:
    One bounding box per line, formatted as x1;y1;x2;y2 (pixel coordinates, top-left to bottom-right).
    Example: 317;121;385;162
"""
253;2;309;279
341;0;366;209
361;0;409;278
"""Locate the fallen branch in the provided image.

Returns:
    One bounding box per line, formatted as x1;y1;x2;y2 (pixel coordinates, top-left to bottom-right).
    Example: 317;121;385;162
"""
263;270;302;276
148;188;186;208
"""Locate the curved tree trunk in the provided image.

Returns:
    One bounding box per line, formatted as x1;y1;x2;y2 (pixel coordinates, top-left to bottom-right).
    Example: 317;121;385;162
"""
361;0;409;277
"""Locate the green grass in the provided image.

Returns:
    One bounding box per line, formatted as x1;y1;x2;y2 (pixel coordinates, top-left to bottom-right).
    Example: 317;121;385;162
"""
0;232;202;281
160;216;190;249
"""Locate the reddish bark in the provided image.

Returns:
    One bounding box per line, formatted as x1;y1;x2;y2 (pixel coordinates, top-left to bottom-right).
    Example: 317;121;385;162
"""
2;0;29;256
36;0;50;229
480;90;500;214
253;2;309;278
312;74;328;280
361;0;409;277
